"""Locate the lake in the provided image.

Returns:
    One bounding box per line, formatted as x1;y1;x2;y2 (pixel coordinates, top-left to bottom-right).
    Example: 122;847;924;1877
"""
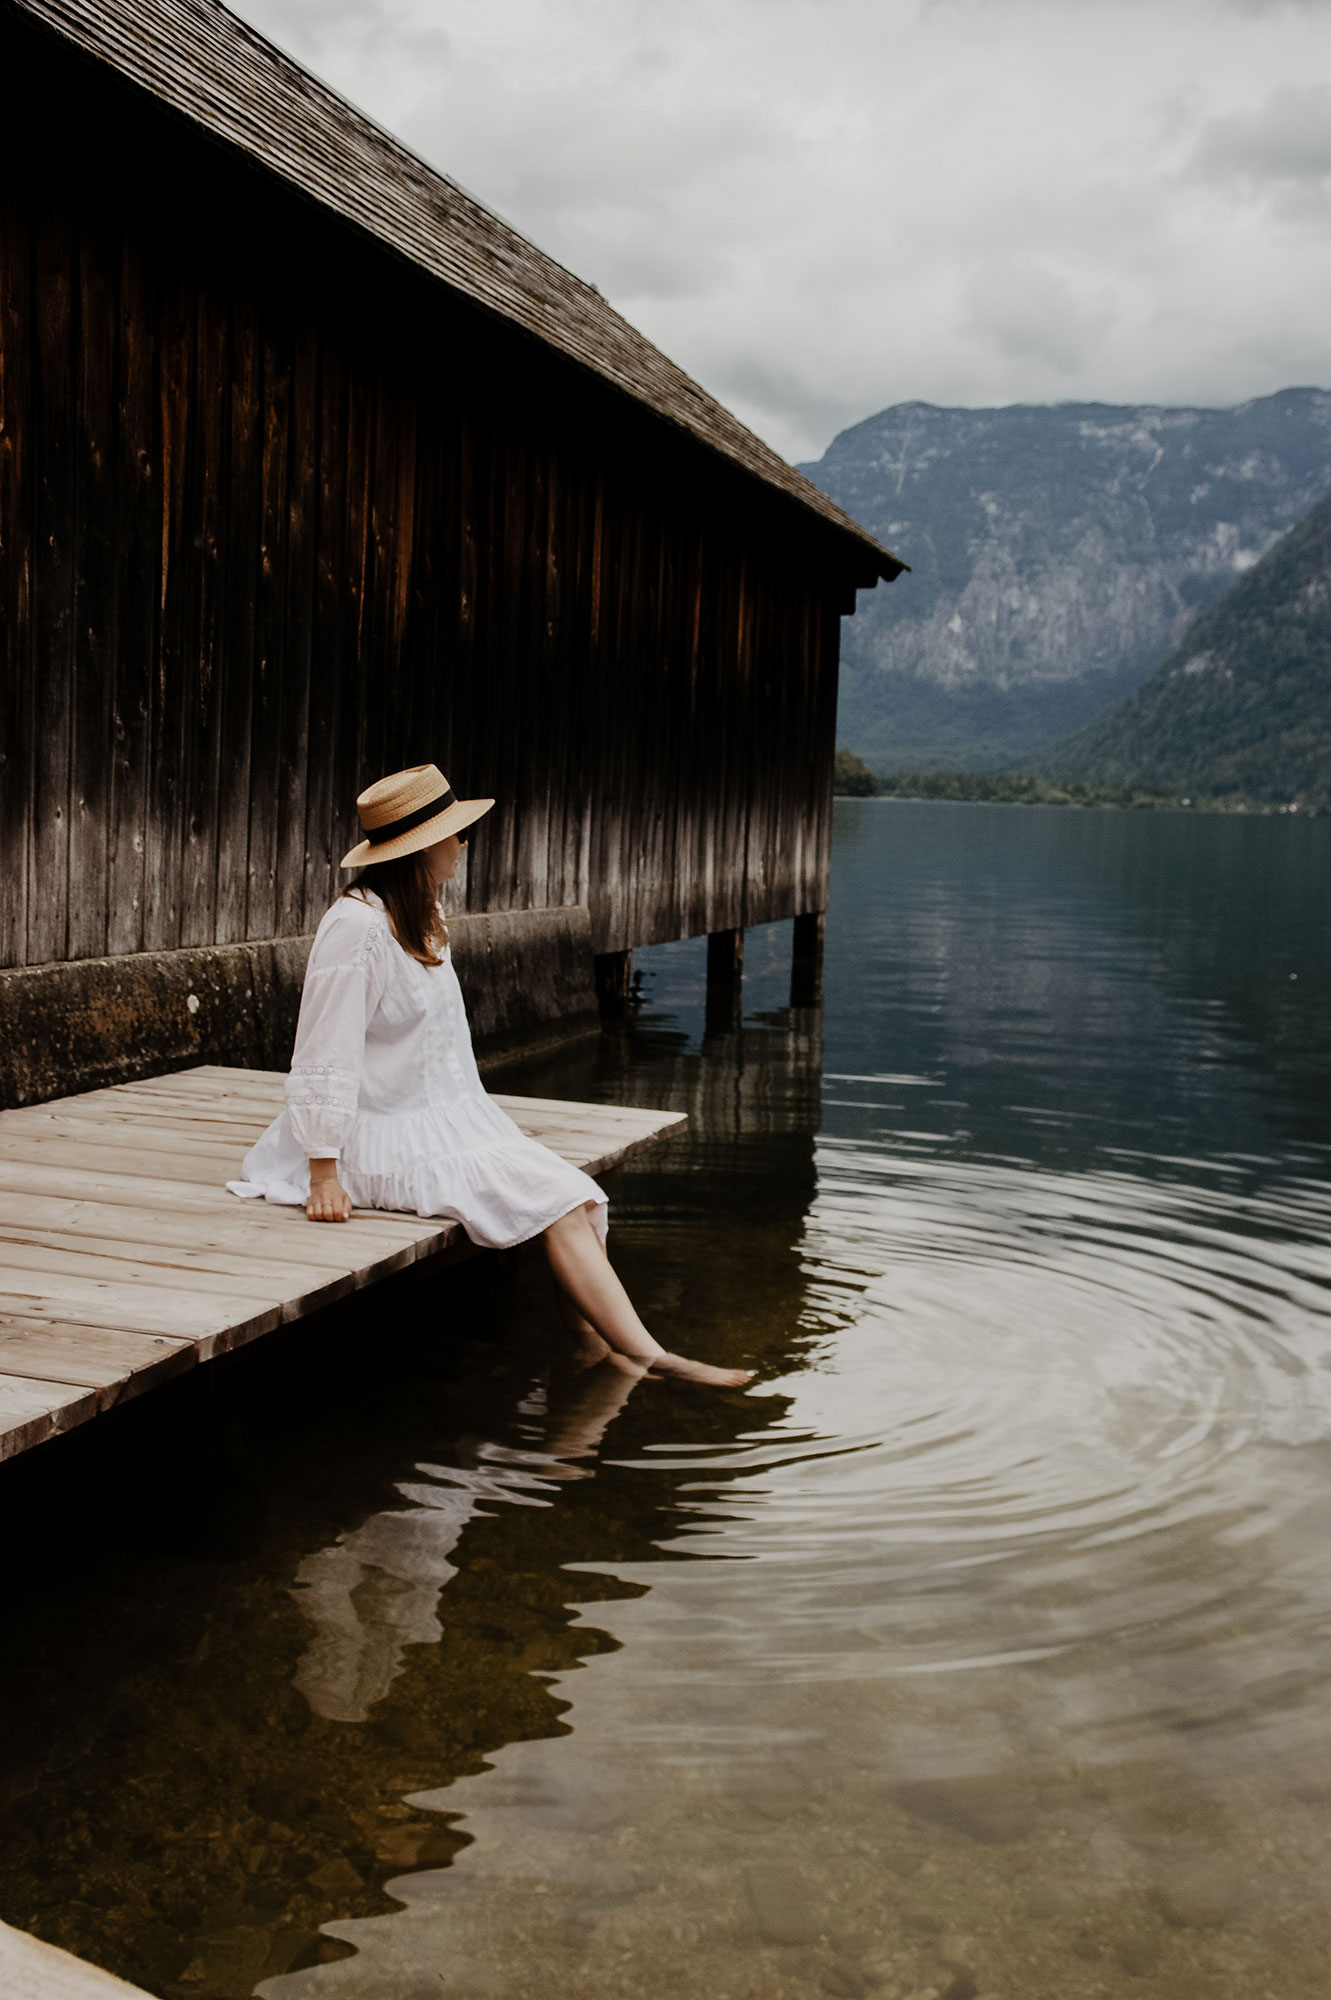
3;798;1331;2000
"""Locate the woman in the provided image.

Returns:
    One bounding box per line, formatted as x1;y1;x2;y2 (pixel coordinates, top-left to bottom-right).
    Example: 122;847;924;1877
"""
229;765;752;1389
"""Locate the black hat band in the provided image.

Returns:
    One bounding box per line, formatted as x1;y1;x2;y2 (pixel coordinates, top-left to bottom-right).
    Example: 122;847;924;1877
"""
366;787;458;844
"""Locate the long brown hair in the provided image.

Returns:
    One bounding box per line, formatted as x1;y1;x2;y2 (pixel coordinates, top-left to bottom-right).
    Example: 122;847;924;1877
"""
344;850;447;966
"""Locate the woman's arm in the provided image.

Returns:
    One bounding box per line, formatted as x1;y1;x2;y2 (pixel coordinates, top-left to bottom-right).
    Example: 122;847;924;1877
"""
285;901;386;1222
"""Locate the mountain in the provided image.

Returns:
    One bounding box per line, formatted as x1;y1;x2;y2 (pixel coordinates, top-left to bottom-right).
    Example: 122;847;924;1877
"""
1038;488;1331;807
799;389;1331;769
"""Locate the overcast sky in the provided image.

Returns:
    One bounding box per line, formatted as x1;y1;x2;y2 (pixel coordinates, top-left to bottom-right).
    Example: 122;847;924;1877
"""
230;0;1331;462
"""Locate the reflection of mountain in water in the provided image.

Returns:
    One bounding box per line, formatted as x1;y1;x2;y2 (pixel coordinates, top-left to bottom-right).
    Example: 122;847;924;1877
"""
826;800;1331;1174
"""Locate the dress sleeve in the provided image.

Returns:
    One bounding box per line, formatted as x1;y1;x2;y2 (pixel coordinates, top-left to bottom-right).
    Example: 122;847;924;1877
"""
285;902;389;1159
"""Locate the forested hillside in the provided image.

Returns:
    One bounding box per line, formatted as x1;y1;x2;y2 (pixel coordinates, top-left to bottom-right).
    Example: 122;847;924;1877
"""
1040;490;1331;806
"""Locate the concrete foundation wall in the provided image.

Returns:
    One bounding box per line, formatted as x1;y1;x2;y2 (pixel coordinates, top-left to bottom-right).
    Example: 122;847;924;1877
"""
0;907;600;1110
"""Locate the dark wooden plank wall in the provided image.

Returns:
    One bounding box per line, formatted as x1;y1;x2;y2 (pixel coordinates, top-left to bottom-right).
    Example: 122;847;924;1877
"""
0;34;852;973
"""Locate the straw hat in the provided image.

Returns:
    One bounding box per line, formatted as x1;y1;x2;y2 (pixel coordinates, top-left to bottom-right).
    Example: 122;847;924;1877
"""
340;765;494;868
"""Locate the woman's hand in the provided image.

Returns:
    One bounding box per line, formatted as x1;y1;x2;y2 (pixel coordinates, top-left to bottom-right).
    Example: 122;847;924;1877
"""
306;1159;353;1223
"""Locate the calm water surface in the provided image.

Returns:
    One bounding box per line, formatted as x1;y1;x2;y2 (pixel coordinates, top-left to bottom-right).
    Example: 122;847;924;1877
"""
4;799;1331;2000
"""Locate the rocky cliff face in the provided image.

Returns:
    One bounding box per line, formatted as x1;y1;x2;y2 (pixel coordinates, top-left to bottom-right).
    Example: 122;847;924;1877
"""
799;389;1331;768
1041;488;1331;807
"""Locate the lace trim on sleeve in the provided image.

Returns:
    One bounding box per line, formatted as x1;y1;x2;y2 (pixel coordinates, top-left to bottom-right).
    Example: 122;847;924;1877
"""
285;1061;361;1111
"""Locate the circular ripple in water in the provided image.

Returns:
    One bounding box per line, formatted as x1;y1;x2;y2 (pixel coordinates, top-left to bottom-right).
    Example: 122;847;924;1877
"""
610;1142;1331;1765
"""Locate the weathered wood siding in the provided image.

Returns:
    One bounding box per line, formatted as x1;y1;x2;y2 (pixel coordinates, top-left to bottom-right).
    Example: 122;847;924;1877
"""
1;17;857;969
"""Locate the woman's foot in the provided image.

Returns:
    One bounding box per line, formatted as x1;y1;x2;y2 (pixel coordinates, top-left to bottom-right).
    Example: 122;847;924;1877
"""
647;1352;755;1388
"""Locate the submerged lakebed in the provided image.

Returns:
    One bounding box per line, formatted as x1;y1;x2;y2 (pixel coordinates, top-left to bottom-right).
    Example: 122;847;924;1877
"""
4;798;1331;2000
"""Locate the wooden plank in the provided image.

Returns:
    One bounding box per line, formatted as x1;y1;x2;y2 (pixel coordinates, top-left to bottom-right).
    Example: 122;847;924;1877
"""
580;1126;688;1176
0;1191;435;1278
29;1104;272;1139
75;1094;279;1127
0;1159;435;1240
2;1103;264;1144
149;1062;284;1084
0;1191;429;1273
0;1371;100;1459
0;1228;363;1302
303;333;345;930
76;1082;284;1111
66;215;118;961
0;1188;285;1242
214;286;260;946
0;1117;258;1163
492;1092;685;1132
26;193;77;966
0;1315;193;1396
342;349;374;805
275;321;317;939
0;1275;275;1343
246;318;290;941
0;1137;257;1187
358;365;396;786
105;228;156;958
0;1238;300;1305
399;366;444;801
143;251;194;953
34;1081;274;1115
2;1095;680;1170
107;1061;285;1089
0;166;35;970
12;1099;272;1138
9;1092;678;1178
95;1073;286;1108
177;278;228;948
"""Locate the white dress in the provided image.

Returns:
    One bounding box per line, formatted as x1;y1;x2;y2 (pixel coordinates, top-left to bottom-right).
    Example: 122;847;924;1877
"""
227;891;609;1249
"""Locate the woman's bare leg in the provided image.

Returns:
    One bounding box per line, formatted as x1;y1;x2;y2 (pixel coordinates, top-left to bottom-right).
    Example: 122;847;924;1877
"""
543;1205;753;1388
552;1285;614;1369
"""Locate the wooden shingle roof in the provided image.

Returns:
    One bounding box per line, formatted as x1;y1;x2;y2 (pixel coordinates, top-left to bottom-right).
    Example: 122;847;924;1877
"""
12;0;904;581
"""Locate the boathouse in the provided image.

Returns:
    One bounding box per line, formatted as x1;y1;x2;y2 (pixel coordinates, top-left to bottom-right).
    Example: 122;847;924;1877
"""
0;0;902;1104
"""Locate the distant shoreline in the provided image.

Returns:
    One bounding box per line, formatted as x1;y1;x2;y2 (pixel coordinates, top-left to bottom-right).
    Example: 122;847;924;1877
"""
834;769;1320;816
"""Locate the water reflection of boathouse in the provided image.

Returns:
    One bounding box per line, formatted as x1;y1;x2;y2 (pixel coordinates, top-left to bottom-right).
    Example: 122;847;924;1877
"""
0;0;902;1098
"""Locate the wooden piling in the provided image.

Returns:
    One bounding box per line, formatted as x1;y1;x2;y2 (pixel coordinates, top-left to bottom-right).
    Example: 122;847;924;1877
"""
593;949;633;1019
705;928;744;1034
790;911;825;1008
706;928;745;987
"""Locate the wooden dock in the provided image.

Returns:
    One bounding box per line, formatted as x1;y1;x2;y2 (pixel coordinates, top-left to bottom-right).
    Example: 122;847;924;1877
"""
0;1065;685;1463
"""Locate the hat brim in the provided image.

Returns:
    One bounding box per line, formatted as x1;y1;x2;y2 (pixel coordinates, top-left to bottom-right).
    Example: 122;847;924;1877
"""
340;796;494;869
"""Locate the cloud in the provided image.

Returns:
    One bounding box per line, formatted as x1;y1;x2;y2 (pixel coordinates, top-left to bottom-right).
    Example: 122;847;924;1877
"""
1189;84;1331;215
229;0;1331;460
963;266;1117;376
